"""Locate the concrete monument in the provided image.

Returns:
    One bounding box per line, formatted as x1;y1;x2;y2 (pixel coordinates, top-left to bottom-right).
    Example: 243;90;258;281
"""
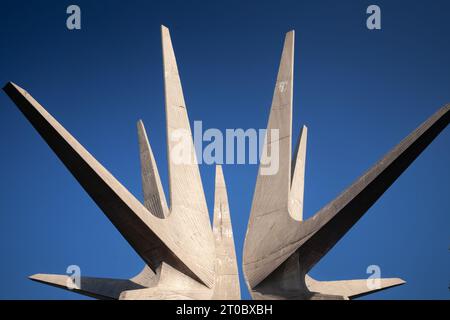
3;26;449;300
3;26;240;300
243;30;449;300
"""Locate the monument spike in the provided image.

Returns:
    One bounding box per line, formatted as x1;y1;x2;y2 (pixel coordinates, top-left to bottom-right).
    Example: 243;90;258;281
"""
159;26;216;288
304;275;406;300
212;165;241;299
137;120;169;218
161;25;209;221
243;30;297;289
246;31;295;253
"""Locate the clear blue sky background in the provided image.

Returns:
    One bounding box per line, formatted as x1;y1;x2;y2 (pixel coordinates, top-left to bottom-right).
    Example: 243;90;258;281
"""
0;0;449;300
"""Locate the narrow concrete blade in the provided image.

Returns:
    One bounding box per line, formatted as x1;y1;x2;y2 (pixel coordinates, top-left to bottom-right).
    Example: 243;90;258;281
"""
161;25;209;222
211;165;240;300
244;30;298;288
137;120;169;218
251;30;294;218
29;273;145;300
305;275;406;299
160;25;215;287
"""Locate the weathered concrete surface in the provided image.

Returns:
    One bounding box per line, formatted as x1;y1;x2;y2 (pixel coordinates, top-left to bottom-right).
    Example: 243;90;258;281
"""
243;30;450;300
137;120;169;219
212;165;241;300
4;25;240;300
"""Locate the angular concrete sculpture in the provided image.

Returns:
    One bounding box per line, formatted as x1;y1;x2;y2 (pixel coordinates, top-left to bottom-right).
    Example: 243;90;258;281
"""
243;30;450;300
3;26;240;300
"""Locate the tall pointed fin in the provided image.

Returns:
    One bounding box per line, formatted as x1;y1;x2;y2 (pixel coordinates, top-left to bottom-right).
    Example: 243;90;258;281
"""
161;25;208;219
137;120;169;218
212;165;240;300
251;30;294;217
160;26;215;287
243;31;296;288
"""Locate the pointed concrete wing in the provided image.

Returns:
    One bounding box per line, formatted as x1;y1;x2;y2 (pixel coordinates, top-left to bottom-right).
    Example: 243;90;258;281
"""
3;82;214;287
305;275;406;300
243;30;297;288
160;25;215;286
137;120;169;218
243;29;450;297
296;103;450;274
29;274;146;300
252;30;294;216
161;26;215;286
161;26;209;220
211;165;240;300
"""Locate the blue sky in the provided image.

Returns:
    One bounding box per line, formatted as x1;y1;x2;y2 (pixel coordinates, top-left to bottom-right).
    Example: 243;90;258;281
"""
0;0;449;299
